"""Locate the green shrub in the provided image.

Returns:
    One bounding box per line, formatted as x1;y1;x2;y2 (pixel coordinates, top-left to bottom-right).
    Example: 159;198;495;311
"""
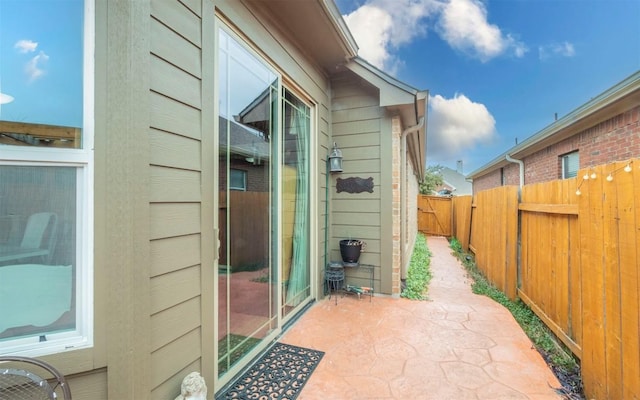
401;233;432;300
448;237;582;395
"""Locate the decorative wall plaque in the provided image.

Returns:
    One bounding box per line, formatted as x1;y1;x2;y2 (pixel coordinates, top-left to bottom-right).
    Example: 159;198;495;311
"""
336;177;374;193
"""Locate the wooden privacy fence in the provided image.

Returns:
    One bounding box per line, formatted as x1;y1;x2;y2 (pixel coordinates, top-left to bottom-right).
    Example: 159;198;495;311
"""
519;179;581;360
451;158;640;400
218;191;269;268
451;195;472;251
468;186;519;300
418;195;452;236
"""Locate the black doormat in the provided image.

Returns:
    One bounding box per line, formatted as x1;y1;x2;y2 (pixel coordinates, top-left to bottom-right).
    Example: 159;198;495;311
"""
217;342;325;400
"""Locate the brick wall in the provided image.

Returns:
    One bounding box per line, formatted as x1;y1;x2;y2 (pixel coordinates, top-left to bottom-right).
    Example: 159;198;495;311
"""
473;105;640;191
472;170;501;193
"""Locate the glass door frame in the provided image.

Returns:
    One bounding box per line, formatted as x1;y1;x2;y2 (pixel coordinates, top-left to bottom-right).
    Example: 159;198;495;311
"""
213;19;318;388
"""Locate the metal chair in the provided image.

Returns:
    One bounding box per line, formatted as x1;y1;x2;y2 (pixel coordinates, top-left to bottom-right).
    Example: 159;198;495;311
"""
0;356;71;399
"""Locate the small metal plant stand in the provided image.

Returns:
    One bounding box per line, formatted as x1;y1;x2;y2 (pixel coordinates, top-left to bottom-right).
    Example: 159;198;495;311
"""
342;263;374;302
325;262;345;305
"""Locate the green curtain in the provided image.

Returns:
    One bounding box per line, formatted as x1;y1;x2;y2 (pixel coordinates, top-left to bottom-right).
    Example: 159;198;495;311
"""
285;96;310;306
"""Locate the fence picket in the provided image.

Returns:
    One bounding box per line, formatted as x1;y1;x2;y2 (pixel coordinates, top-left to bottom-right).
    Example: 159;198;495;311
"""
447;157;640;399
616;161;640;399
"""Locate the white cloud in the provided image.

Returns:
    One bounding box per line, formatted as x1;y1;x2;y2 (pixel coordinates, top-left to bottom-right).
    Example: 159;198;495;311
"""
344;5;395;70
427;93;496;159
0;92;15;105
343;0;437;72
342;0;527;73
14;39;38;53
25;51;49;82
539;41;576;60
437;0;527;62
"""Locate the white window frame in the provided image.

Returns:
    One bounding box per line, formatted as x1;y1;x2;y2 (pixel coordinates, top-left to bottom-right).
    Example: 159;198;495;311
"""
0;0;94;356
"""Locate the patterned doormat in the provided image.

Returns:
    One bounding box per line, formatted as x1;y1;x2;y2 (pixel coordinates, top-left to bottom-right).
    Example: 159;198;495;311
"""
217;342;324;400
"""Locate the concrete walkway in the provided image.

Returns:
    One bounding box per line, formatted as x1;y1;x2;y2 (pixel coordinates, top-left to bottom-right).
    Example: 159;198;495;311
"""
280;236;562;399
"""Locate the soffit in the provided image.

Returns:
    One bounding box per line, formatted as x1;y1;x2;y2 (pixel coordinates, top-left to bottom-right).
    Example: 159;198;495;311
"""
243;0;357;72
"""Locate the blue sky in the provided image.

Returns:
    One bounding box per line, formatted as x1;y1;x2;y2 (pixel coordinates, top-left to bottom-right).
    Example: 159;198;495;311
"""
335;0;640;174
0;0;84;128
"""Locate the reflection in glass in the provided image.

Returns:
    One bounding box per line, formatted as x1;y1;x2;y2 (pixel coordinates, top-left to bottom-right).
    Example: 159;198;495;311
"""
0;0;84;148
217;29;278;376
0;166;77;341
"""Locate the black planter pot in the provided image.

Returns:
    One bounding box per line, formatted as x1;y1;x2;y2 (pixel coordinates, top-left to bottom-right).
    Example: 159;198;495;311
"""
340;240;363;265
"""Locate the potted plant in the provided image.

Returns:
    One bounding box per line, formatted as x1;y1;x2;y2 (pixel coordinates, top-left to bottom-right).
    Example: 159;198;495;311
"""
339;239;366;265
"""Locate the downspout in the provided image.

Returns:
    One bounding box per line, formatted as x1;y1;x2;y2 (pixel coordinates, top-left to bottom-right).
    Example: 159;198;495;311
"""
506;154;524;188
401;115;425;281
505;153;523;292
323;157;330;295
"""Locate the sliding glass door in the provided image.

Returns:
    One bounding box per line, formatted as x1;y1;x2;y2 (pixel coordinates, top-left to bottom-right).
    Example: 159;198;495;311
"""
216;26;313;382
281;90;311;318
217;29;278;377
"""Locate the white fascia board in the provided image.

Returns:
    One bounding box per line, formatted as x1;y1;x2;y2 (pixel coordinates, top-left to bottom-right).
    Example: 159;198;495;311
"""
322;0;359;57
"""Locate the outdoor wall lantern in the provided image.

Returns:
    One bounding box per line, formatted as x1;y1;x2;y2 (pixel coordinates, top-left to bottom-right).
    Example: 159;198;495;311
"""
328;142;343;173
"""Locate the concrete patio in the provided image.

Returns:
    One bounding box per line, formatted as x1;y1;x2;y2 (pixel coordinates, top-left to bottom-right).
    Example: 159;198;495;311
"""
280;236;562;399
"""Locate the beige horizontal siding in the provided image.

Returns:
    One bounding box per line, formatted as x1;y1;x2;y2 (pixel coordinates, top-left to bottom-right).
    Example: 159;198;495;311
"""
333;120;381;136
150;203;201;240
151;17;201;78
150;265;201;315
331;198;379;213
333;225;381;240
151;0;201;47
150;234;201;277
150;128;201;170
341;145;380;160
333;211;380;226
178;0;201;17
151;360;200;400
151;55;201;108
66;370;108;400
332;106;382;123
150;166;201;202
330;71;384;293
150;92;201;139
151;297;201;351
341;159;380;173
150;328;201;388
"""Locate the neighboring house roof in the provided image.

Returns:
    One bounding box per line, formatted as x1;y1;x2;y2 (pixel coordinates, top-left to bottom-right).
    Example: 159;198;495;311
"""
220;118;270;161
468;70;640;180
437;167;472;195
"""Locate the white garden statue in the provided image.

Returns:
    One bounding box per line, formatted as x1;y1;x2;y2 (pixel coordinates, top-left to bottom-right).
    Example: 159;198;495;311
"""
174;371;208;400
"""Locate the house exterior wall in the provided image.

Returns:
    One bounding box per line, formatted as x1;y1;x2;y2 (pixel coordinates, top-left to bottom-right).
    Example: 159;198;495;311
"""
22;1;423;398
472;170;502;193
52;1;336;399
330;70;387;293
472;164;519;193
148;1;207;397
472;105;640;192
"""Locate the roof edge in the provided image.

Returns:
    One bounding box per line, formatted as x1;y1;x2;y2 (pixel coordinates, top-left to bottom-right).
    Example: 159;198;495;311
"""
349;56;420;95
468;70;640;179
322;0;359;59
